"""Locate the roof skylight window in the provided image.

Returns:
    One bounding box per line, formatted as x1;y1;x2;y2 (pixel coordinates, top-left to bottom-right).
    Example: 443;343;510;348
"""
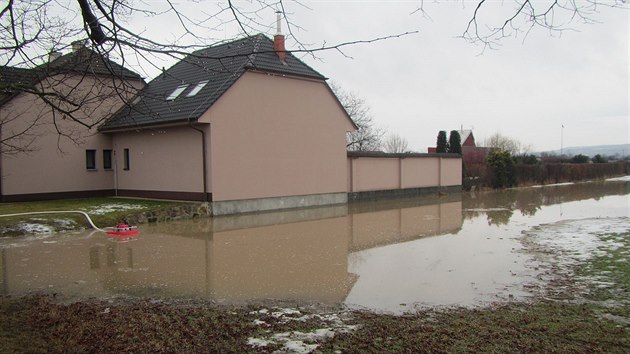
166;84;189;100
187;80;209;97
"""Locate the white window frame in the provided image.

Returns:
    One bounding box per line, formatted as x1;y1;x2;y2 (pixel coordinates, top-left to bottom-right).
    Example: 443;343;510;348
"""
166;84;189;100
186;80;209;97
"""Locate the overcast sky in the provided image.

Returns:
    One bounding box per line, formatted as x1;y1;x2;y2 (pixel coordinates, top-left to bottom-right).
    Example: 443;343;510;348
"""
125;1;628;153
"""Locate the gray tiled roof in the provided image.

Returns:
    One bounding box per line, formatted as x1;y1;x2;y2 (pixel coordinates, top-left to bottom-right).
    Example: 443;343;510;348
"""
0;66;40;105
99;34;326;131
45;47;143;80
1;48;142;106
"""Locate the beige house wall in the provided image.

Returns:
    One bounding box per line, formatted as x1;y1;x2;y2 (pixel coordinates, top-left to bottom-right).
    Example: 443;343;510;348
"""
199;71;354;202
1;75;143;198
347;155;462;193
112;126;206;194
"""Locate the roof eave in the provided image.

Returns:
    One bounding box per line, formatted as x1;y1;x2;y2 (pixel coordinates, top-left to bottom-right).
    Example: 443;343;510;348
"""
244;67;327;81
99;118;204;133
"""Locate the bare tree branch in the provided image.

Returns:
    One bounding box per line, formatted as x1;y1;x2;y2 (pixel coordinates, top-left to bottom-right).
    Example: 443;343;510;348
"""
460;0;629;49
383;133;410;154
330;82;385;152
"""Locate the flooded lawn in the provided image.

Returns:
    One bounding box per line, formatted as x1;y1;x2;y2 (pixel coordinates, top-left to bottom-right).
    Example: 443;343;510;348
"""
1;179;628;313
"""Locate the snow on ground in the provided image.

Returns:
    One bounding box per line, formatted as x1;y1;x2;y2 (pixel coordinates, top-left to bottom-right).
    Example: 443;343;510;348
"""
82;204;146;215
606;175;630;182
30;218;77;229
247;307;358;353
0;218;80;237
525;218;628;261
522;217;629;298
14;222;53;234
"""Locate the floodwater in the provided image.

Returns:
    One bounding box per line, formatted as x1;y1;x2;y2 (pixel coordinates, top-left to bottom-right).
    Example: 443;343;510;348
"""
1;179;628;313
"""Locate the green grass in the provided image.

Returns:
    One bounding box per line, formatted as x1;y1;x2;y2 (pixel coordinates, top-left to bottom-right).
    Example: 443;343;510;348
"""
575;231;630;319
321;302;629;353
0;198;184;237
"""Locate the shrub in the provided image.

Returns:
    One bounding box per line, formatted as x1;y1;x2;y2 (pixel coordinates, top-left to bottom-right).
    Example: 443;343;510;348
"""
571;154;590;163
514;154;538;165
486;149;516;188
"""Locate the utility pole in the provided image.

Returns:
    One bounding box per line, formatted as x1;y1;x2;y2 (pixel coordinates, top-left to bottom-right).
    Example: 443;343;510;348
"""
560;124;564;158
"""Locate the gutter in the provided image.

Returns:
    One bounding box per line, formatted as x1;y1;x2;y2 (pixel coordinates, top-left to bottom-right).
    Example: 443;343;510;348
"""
188;122;209;202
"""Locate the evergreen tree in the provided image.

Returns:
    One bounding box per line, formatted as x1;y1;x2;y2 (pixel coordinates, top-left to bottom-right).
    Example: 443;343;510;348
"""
487;149;516;188
448;130;462;154
436;131;448;153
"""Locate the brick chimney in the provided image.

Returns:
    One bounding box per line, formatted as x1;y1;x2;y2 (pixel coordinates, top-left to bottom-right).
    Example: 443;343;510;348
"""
273;11;286;63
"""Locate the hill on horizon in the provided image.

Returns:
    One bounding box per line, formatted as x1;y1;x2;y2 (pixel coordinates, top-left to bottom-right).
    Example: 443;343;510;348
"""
540;144;630;158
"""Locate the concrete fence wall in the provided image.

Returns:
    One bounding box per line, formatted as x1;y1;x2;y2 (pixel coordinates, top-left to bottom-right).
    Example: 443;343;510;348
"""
347;152;462;200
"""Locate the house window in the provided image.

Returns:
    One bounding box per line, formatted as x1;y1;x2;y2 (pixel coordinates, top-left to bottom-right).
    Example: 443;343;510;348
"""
103;149;112;170
123;148;130;170
86;150;96;170
186;80;209;97
166;84;189;100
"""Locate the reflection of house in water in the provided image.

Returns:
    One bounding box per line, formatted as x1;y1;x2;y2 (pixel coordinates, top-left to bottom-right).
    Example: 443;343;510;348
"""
0;196;463;304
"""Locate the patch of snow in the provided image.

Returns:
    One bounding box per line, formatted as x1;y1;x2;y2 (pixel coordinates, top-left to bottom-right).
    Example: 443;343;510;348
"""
271;308;302;318
246;309;359;353
19;223;53;234
82;204;146;215
252;319;267;326
246;338;270;347
526;218;628;261
271;329;335;354
52;218;77;228
522;217;629;299
606;175;630;182
280;339;318;354
249;308;269;315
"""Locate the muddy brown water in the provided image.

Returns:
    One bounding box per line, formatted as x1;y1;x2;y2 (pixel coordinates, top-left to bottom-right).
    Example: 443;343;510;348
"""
1;180;628;313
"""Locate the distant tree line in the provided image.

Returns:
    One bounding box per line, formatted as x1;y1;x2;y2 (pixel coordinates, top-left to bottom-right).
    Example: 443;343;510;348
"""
463;133;629;190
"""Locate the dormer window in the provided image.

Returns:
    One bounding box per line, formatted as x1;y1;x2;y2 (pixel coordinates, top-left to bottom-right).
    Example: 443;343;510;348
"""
187;80;209;97
166;84;189;100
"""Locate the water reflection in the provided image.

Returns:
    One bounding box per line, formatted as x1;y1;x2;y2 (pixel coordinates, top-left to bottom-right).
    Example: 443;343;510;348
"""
0;195;463;304
1;179;628;312
464;181;630;226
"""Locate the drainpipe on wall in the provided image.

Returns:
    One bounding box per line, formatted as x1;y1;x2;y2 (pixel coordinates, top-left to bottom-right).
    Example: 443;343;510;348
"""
113;147;118;197
0;124;3;201
189;123;209;202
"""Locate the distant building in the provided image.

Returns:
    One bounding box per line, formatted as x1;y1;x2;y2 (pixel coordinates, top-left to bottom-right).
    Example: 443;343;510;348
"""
427;129;490;172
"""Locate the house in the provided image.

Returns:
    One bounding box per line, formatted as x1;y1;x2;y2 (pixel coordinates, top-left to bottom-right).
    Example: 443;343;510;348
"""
98;33;357;214
427;129;489;165
2;33;461;214
458;129;476;147
0;42;145;201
